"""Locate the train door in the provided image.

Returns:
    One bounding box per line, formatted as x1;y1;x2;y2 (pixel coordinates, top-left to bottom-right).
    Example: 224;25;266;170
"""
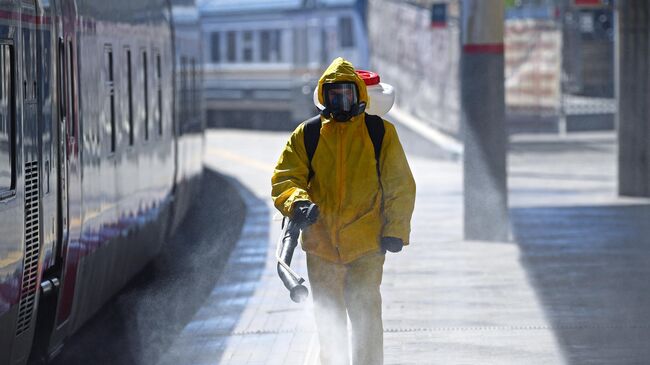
27;0;77;360
54;36;68;283
25;1;66;361
9;1;45;363
52;0;79;329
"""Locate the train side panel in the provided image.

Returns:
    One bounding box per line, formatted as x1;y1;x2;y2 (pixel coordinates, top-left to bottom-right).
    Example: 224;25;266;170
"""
46;0;177;354
169;5;205;235
0;0;206;362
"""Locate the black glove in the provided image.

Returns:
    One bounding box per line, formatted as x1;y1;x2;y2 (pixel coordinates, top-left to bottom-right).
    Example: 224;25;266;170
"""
292;201;319;228
381;237;403;253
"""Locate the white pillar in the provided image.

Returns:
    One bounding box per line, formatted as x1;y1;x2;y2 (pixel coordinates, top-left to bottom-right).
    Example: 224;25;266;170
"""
461;0;509;241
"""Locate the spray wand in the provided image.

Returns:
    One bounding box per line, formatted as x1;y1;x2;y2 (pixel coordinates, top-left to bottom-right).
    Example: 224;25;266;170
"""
276;203;319;303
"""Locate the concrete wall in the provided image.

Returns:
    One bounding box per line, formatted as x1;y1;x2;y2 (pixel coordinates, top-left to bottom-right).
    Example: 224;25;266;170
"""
368;1;614;137
368;0;461;137
368;1;561;138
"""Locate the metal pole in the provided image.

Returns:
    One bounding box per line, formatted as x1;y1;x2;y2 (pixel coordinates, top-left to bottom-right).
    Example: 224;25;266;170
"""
461;0;509;242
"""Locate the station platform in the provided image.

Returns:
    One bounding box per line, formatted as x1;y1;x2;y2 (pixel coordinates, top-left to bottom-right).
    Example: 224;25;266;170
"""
156;128;650;365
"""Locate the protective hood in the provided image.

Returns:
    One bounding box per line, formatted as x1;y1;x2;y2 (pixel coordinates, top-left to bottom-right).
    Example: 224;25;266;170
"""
317;57;369;118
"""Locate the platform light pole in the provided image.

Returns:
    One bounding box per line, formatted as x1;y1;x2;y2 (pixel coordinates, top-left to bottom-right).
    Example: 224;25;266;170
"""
460;0;509;242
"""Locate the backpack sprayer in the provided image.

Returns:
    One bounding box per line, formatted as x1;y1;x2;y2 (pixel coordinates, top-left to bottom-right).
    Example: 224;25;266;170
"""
276;203;319;303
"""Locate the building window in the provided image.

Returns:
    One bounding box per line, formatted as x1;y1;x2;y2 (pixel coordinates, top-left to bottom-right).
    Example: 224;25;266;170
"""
0;44;15;194
142;51;149;141
227;31;236;62
125;48;133;146
211;32;220;63
242;31;253;62
338;17;355;48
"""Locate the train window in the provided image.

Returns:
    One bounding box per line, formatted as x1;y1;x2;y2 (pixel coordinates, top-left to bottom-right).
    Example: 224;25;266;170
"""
321;28;328;64
293;29;307;64
191;58;197;120
211;32;220;63
242;31;253;62
22;30;37;101
0;44;15;194
180;56;187;122
22;31;30;101
273;30;282;62
261;30;282;63
58;39;66;119
143;51;149;141
226;31;236;62
68;40;76;138
156;53;162;136
260;30;270;62
105;46;115;152
125;48;133;146
338;17;355;48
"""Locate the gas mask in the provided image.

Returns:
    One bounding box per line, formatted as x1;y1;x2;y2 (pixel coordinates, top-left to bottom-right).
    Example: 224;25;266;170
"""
321;82;366;122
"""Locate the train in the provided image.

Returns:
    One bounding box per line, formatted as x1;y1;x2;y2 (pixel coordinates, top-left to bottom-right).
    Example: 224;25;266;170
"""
0;0;205;363
200;0;369;130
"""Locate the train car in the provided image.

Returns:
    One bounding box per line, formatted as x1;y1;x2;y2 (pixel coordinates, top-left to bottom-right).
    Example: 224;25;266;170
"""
0;0;205;363
170;1;205;235
200;0;369;130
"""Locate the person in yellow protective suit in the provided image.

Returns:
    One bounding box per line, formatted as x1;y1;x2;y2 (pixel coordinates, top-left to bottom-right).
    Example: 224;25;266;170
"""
271;57;416;365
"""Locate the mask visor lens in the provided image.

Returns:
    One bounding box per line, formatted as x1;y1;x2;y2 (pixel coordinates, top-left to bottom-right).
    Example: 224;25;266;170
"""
324;83;358;113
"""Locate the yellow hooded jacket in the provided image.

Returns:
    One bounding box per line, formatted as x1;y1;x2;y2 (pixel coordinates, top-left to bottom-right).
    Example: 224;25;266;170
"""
271;58;416;263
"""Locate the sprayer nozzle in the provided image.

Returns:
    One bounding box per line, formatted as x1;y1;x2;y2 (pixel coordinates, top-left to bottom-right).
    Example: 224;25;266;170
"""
290;285;309;303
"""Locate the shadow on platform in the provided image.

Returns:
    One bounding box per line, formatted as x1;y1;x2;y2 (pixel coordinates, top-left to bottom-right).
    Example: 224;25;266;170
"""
512;203;650;364
49;168;266;365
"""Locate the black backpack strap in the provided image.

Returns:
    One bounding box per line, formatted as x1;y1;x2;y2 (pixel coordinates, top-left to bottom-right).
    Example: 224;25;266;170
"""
364;113;385;178
303;115;322;182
